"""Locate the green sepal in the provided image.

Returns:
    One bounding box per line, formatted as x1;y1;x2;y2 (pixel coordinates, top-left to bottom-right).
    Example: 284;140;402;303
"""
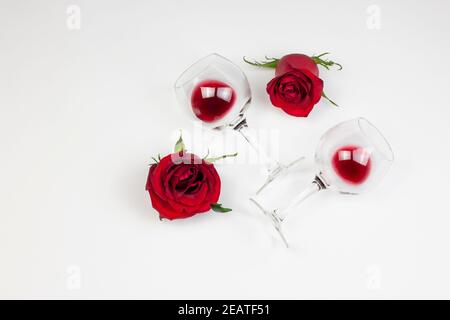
211;203;232;213
311;52;342;70
174;132;185;153
243;56;279;68
205;152;238;163
321;91;339;107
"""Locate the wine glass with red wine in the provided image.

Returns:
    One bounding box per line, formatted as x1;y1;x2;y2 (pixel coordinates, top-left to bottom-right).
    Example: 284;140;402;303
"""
250;118;394;247
174;53;304;193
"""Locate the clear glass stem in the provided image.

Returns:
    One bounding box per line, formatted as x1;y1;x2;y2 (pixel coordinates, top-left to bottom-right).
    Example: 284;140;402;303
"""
276;176;325;221
233;118;280;172
250;176;325;247
234;118;305;194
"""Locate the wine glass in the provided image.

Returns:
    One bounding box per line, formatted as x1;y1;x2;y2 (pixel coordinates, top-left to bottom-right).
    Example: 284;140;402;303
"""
250;117;394;247
174;53;304;193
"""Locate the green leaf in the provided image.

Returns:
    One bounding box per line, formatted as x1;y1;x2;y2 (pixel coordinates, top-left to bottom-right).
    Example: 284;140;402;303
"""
211;203;232;213
243;56;279;68
174;132;185;153
205;152;238;163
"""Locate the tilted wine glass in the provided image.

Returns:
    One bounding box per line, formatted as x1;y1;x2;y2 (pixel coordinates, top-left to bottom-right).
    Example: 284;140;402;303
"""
250;117;394;247
174;53;304;193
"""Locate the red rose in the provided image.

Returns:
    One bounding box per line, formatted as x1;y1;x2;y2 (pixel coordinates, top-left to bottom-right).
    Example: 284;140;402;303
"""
266;69;324;117
146;152;221;220
244;52;341;115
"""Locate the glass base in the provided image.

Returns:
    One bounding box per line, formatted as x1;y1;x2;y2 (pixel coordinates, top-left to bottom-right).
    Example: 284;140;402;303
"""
256;155;306;195
250;176;325;248
249;198;289;247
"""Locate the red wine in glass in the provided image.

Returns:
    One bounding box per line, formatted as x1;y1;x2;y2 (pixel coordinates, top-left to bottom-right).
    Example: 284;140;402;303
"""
332;145;371;184
191;80;236;123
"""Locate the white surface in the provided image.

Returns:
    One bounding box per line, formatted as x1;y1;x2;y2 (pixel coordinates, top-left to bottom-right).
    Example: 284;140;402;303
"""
1;0;450;299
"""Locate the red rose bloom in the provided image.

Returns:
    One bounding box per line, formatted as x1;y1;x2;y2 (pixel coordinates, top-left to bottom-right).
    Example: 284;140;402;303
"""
146;152;221;220
266;69;324;117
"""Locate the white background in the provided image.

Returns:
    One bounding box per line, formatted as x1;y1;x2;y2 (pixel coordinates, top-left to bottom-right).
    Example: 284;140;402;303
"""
1;0;450;299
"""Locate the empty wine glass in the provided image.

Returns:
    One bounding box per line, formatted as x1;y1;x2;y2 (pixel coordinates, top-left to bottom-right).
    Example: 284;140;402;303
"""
250;117;394;247
174;53;304;193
